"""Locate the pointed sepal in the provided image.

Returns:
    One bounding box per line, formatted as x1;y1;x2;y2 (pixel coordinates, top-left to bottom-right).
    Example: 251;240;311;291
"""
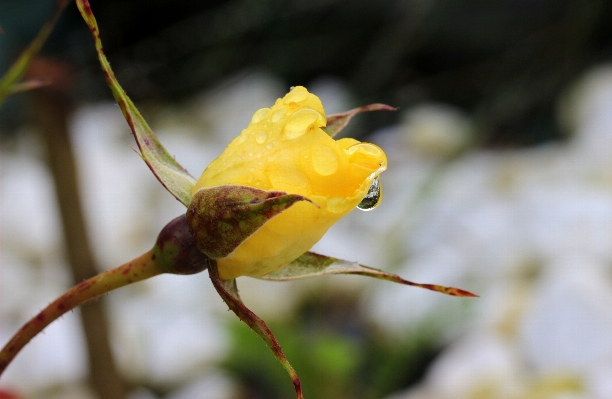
76;0;196;206
0;0;69;106
323;104;397;137
208;264;303;399
259;252;478;297
186;185;316;259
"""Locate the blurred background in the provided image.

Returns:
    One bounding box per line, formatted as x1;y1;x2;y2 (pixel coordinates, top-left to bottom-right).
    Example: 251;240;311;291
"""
1;0;612;398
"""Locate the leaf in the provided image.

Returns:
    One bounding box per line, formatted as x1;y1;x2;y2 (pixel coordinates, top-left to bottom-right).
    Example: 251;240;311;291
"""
323;104;397;137
76;0;196;206
5;79;49;95
259;252;478;297
187;185;315;259
208;264;304;399
0;0;69;107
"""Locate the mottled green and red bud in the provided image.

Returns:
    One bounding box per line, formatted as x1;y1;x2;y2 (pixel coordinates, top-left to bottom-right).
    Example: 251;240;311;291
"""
153;215;213;275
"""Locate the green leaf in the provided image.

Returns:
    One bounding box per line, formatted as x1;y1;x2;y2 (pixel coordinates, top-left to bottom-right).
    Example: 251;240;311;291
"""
259;252;478;297
208;264;304;399
76;0;195;206
187;185;316;259
4;79;49;95
0;0;69;107
323;104;397;137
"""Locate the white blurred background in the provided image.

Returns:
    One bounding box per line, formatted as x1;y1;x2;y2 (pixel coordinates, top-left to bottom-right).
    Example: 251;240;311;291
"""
2;66;612;398
2;1;612;398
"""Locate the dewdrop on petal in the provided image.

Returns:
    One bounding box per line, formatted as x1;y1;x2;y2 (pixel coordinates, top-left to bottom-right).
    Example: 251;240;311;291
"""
191;86;387;280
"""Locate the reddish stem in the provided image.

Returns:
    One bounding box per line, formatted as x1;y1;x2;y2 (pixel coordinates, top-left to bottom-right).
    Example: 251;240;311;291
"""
0;250;163;377
209;265;303;399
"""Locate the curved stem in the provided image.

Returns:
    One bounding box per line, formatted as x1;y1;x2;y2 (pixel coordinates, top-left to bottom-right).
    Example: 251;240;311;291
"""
0;250;163;377
208;265;303;399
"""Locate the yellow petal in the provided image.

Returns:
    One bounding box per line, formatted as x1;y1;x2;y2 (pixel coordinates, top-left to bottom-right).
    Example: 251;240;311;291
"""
193;86;387;279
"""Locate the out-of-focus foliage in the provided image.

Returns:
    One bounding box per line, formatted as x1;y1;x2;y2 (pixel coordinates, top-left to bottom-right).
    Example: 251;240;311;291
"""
0;1;69;107
2;1;612;398
2;0;612;144
223;290;443;399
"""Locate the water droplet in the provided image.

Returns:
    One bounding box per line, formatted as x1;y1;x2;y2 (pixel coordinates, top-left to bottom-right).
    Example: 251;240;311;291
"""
247;174;254;183
345;142;386;172
266;167;310;192
266;143;274;150
271;107;287;123
282;109;321;140
256;152;262;159
255;131;268;144
311;146;338;176
345;143;382;156
235;133;247;145
357;176;382;211
251;108;270;124
248;151;254;157
283;88;309;104
327;197;348;213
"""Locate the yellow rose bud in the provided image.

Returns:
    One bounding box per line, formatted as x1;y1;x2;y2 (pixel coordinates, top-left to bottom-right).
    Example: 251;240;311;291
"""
193;86;387;280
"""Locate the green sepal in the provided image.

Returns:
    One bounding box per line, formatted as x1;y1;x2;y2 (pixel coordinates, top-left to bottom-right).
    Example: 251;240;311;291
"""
208;264;303;399
259;252;478;297
186;185;316;259
76;0;195;207
323;104;397;137
0;0;69;107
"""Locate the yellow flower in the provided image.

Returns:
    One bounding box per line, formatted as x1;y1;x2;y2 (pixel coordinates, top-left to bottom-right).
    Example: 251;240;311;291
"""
193;86;387;280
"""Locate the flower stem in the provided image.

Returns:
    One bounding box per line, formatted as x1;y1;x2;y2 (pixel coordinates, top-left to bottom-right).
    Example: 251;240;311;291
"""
208;265;303;399
0;250;163;377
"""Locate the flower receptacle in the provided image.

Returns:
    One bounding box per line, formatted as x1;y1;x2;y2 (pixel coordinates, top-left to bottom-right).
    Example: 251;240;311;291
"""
153;215;213;275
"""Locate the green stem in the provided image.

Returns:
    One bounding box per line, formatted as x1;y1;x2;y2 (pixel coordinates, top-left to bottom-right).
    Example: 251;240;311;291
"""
0;250;163;377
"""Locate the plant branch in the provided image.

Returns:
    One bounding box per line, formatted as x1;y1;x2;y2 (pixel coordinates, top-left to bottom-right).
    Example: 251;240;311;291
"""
0;250;163;377
208;265;304;399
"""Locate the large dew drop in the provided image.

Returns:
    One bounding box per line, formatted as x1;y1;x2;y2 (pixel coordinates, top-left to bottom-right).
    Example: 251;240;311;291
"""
357;176;382;211
283;88;309;104
255;131;268;144
345;142;383;157
251;107;270;124
312;146;338;176
266;167;311;192
271;107;287;123
282;109;321;140
234;133;247;145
